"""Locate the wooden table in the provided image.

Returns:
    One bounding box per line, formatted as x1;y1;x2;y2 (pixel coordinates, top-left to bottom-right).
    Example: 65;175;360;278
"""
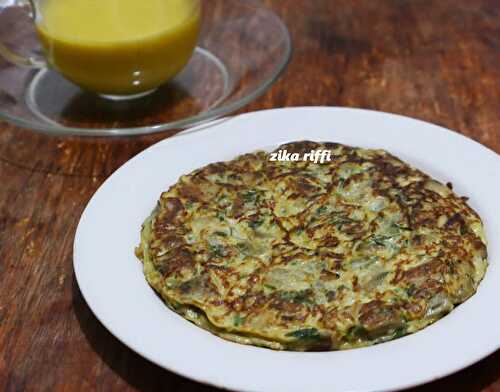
1;0;499;391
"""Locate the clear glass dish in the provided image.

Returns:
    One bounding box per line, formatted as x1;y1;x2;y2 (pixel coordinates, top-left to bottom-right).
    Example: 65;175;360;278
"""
0;0;291;136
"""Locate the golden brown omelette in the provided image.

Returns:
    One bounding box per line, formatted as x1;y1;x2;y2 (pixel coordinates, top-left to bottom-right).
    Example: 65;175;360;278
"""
136;141;488;351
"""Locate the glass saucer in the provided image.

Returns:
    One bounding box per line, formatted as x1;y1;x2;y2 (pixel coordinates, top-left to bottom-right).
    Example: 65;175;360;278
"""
0;0;291;136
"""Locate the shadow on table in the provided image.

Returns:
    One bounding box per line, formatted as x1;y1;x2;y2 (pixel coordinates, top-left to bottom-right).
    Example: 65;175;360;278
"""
71;274;220;392
72;273;500;392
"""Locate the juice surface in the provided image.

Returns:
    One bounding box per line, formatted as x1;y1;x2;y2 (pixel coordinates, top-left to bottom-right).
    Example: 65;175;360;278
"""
37;0;201;95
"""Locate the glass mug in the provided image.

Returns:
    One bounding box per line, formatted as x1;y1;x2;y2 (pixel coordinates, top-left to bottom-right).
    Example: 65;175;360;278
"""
0;0;201;99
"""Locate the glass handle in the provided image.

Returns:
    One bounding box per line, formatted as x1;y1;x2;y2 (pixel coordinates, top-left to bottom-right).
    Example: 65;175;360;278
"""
0;0;46;68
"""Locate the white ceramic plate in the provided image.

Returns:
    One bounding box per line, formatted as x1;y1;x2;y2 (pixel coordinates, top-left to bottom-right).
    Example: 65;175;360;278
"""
74;107;500;392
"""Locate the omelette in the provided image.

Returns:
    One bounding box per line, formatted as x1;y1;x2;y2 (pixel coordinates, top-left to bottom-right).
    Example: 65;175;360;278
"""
135;141;488;351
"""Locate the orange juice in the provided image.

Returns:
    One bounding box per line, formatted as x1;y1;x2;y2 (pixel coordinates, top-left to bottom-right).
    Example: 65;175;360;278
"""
36;0;201;95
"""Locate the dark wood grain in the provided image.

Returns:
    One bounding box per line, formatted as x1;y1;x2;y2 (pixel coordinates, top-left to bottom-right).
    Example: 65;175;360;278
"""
1;1;500;391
